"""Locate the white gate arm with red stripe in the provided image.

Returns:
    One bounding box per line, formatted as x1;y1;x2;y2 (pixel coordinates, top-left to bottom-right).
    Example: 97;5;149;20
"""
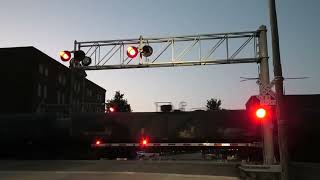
92;142;262;148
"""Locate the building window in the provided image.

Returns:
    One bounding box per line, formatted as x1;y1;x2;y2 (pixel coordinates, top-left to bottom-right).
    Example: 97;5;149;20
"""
44;67;48;76
74;82;77;92
58;74;62;84
38;84;42;97
43;85;47;99
73;82;81;93
87;89;92;97
62;76;66;85
58;74;66;85
57;91;60;104
39;64;43;74
61;93;65;104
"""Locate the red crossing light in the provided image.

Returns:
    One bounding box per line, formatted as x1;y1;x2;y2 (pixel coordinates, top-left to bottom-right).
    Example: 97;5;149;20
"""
256;107;267;119
141;138;148;146
127;46;138;59
95;140;101;145
59;51;71;62
142;139;147;145
109;107;115;113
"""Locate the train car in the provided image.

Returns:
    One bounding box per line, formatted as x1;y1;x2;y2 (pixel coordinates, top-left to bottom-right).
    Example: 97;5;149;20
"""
73;110;260;142
0;113;93;159
72;110;262;160
0;113;60;159
0;110;263;160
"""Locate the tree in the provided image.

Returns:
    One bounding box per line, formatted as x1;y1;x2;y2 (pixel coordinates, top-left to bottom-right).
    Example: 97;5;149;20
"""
106;91;132;112
206;98;222;111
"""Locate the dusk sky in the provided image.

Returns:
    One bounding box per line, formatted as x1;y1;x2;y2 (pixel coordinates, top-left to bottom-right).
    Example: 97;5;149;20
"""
1;0;319;111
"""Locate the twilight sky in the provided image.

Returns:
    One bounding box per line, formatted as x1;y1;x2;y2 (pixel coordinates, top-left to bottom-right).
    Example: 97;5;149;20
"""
1;0;320;111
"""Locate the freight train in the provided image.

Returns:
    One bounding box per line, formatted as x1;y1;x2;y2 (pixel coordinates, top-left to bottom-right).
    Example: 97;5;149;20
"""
0;110;262;160
0;113;95;159
1;106;319;162
74;110;263;160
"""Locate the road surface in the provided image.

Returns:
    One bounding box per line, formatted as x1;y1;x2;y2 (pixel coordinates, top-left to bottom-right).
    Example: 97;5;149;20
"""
0;160;240;180
0;171;240;180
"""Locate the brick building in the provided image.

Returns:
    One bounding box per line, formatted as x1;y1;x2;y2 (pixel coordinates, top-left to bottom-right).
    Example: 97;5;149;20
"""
1;46;106;116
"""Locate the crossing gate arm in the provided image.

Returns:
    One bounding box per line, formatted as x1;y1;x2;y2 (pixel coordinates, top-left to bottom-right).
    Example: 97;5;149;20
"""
91;142;262;148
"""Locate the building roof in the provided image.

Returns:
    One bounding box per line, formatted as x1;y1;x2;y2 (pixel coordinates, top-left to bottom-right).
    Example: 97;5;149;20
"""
0;46;106;92
1;46;69;69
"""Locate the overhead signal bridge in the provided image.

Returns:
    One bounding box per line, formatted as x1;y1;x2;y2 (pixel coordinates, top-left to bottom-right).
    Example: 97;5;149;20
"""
72;29;262;70
62;26;276;167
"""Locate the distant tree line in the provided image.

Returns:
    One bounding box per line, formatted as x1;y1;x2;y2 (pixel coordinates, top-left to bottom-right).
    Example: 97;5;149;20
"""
206;98;222;111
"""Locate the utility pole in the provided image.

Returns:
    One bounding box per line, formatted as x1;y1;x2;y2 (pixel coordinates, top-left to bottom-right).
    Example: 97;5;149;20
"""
268;0;289;180
258;25;274;165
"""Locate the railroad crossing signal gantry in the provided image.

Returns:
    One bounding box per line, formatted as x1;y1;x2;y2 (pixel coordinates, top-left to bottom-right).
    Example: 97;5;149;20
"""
73;29;263;70
66;26;275;166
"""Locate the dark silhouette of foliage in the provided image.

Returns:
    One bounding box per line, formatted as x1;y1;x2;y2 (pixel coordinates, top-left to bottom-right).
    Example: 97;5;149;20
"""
206;98;222;111
106;91;132;112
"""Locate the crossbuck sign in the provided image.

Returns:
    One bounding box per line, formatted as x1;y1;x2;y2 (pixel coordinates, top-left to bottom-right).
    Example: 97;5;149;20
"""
256;79;276;106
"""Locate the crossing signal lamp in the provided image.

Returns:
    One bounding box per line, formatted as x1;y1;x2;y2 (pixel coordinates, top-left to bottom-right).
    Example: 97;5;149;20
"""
59;51;71;62
246;96;272;122
95;140;101;145
59;50;92;66
256;107;267;119
141;138;148;146
246;105;270;122
109;107;115;113
127;46;138;59
251;106;272;122
126;45;153;59
142;139;147;145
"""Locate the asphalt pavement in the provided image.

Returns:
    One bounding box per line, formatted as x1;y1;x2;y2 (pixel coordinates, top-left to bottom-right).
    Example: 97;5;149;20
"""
0;171;240;180
0;160;240;180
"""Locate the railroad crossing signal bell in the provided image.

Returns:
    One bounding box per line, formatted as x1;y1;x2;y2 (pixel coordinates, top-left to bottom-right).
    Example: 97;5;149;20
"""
141;45;153;57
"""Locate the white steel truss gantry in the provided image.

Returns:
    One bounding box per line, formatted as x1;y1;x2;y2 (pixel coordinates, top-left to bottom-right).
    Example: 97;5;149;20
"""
73;28;263;70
